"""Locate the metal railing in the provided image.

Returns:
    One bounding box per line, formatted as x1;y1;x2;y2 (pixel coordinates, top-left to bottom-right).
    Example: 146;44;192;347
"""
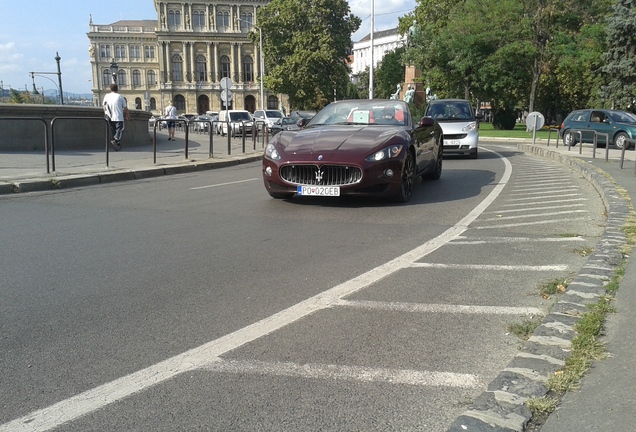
51;117;110;170
564;129;610;161
619;138;636;174
0;117;50;172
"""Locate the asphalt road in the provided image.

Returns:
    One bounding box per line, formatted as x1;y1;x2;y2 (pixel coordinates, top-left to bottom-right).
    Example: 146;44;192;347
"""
0;143;606;431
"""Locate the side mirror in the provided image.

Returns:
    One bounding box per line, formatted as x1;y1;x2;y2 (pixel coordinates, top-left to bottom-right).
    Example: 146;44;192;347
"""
419;116;435;127
297;118;309;128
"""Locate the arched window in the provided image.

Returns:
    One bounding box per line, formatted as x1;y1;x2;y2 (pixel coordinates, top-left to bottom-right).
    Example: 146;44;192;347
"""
196;55;207;82
220;55;230;80
150;97;157;111
216;11;229;30
130;45;140;59
102;69;111;86
174;94;186;112
171;54;183;82
240;12;253;31
132;70;141;86
115;45;126;59
117;70;127;86
168;10;181;28
242;56;254;83
267;95;279;110
147;70;157;85
135;97;142;109
193;11;205;28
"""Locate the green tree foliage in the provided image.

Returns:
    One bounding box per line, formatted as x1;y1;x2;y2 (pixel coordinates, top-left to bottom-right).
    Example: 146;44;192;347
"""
256;0;361;110
601;0;636;109
374;46;406;99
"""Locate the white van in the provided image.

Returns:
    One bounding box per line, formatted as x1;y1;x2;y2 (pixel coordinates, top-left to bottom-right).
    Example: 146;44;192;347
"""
253;109;284;132
217;110;254;137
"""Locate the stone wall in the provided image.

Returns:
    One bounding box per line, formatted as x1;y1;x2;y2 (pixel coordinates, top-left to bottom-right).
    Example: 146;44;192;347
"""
0;104;152;151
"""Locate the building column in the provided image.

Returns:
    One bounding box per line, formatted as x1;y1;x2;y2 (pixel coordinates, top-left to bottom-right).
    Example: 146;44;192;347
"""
213;42;219;82
238;43;243;83
190;42;195;83
207;42;213;82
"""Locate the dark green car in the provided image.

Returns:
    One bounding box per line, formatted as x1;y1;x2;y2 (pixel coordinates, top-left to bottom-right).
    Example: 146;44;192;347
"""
559;109;636;149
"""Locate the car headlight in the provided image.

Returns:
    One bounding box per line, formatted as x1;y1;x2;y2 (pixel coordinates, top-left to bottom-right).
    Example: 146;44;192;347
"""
265;143;281;161
365;145;404;162
462;122;477;132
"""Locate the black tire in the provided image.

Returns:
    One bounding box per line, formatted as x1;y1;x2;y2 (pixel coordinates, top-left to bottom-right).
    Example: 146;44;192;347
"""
268;192;294;199
423;140;443;180
614;132;629;150
393;150;415;203
563;130;577;147
469;148;478;159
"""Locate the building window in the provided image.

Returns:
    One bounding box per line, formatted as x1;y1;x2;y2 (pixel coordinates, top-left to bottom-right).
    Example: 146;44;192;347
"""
150;97;156;111
239;12;253;31
267;95;279;110
100;45;111;59
242;56;254;83
219;55;230;79
135;97;142;109
196;55;207;82
115;45;126;59
171;55;183;82
133;70;141;86
174;94;186;112
168;10;181;28
145;45;155;59
102;69;111;86
130;45;141;59
216;11;229;30
147;70;157;85
193;11;205;28
117;70;127;85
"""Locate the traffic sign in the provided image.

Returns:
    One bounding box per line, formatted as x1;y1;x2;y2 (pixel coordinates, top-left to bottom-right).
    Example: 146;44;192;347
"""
221;89;232;102
220;77;232;90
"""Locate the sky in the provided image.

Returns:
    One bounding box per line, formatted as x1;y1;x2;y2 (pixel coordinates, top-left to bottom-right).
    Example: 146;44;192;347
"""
0;0;415;96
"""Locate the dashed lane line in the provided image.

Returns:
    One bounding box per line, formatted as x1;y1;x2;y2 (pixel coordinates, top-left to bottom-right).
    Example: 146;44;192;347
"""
332;299;543;316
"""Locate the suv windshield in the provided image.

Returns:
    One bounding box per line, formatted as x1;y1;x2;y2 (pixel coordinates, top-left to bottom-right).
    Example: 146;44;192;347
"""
425;101;474;121
230;112;252;121
266;111;283;118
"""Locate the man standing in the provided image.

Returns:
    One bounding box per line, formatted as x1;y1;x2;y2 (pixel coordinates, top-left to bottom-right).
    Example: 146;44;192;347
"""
164;100;177;141
102;84;129;151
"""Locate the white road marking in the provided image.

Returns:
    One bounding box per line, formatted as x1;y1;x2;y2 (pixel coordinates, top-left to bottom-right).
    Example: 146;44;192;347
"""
410;263;568;271
333;299;543;316
452;235;584;244
484;204;584;214
498;197;588;207
190;178;259;190
473;217;588;229
480;209;587;221
1;148;513;432
202;359;482;388
505;193;583;202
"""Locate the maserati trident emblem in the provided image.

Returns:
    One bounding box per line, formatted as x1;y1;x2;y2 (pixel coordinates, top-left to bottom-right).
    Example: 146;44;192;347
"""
318;155;323;161
315;168;324;183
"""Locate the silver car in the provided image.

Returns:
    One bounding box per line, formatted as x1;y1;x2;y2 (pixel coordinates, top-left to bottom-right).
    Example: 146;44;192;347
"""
424;99;480;159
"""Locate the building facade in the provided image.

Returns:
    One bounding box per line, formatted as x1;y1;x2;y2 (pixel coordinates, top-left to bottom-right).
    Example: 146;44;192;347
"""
87;0;287;116
350;27;405;83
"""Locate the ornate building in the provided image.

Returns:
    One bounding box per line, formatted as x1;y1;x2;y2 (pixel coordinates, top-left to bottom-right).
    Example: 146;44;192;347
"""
87;0;286;115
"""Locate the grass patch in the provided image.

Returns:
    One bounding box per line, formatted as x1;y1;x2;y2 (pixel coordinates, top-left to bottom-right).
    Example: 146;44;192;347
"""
526;396;560;416
508;318;542;341
478;122;560;140
571;247;594;257
539;278;569;298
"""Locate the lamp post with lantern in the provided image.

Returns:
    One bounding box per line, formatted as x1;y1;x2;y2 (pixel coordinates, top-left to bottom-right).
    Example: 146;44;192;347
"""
109;59;119;85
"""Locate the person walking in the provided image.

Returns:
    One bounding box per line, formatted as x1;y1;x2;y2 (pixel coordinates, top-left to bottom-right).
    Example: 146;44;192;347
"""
165;101;177;140
102;84;130;151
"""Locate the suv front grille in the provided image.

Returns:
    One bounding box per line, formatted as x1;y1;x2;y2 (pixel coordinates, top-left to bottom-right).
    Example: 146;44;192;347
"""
279;164;362;186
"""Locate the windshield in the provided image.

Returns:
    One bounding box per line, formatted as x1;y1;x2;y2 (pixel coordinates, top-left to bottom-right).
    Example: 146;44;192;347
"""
281;118;297;125
308;100;410;126
230;112;252;121
266;111;283;118
425;101;474;121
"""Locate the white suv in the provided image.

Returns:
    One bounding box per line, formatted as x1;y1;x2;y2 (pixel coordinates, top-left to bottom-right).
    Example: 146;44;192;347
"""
253;110;284;132
217;110;254;137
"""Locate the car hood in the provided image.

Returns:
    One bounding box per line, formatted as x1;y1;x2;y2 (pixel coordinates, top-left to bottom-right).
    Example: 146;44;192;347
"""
435;120;476;134
276;125;404;155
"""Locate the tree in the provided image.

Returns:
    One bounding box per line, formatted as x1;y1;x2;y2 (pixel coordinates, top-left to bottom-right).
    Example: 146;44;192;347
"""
374;47;406;99
255;0;361;110
601;0;636;109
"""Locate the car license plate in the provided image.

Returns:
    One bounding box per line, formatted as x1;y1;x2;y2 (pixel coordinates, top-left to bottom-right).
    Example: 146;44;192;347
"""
446;139;460;146
297;186;340;196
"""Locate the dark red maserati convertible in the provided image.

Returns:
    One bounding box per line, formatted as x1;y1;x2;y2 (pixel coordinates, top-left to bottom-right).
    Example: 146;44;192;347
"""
262;99;443;202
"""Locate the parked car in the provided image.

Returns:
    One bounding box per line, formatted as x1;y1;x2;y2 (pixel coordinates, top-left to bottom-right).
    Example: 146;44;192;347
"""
262;99;443;202
217;110;254;137
423;99;480;159
253;109;284;132
193;115;217;132
290;110;317;120
271;116;301;135
559;109;636;149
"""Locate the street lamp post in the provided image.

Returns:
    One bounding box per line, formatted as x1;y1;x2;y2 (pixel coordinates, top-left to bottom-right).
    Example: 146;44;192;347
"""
30;73;40;103
236;17;264;110
29;52;65;105
31;73;61;104
109;59;119;85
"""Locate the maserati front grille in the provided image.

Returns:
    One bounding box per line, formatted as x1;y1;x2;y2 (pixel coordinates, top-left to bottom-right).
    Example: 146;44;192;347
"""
279;164;362;186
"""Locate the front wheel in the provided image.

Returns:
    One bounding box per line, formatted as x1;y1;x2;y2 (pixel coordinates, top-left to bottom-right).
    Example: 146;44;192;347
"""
614;132;630;150
563;130;577;147
393;151;415;203
423;141;443;180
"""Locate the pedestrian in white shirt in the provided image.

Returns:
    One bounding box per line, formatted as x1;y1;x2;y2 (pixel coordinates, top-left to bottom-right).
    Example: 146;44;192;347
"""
165;101;177;140
102;84;130;151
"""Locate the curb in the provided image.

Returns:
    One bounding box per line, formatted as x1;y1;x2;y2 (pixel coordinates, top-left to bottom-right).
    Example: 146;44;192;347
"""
0;154;263;195
446;144;630;432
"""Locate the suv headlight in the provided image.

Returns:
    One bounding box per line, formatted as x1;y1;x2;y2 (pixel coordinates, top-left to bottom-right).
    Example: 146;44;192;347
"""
365;145;404;161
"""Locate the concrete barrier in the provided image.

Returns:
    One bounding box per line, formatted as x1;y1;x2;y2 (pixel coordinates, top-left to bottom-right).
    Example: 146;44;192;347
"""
0;104;152;151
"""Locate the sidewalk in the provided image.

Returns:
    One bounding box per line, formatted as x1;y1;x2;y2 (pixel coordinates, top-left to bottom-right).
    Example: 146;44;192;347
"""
2;136;636;431
0;128;265;193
